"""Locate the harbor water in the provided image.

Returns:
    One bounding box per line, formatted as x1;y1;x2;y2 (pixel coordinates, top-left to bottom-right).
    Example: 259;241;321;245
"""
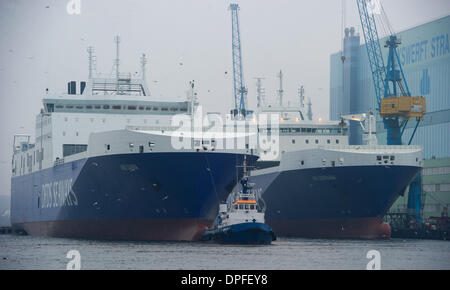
0;234;449;270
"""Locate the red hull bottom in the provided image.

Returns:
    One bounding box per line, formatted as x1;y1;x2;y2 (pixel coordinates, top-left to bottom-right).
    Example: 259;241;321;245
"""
269;217;391;240
16;219;211;241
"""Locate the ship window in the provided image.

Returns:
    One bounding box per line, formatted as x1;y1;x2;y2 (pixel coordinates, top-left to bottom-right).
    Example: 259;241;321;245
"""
383;156;389;160
66;105;74;109
390;156;395;161
139;146;144;153
239;205;244;210
139;106;145;110
95;105;101;109
170;108;178;111
305;139;309;144
301;160;305;166
86;105;93;109
234;205;238;210
63;144;87;157
180;108;188;112
250;205;255;210
161;108;169;111
292;139;296;144
106;144;111;151
56;105;64;109
103;105;110;109
245;205;249;210
76;106;83;109
315;140;319;144
145;107;152;111
128;106;137;110
336;139;340;144
377;156;382;161
327;139;331;144
153;107;159;111
112;105;121;110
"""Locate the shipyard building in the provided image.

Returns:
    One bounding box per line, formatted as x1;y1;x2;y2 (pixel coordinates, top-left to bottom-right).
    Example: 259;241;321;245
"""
330;15;450;220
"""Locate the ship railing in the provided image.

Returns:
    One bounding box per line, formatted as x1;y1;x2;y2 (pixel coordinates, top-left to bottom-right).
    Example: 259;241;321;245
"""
319;145;423;151
54;158;65;167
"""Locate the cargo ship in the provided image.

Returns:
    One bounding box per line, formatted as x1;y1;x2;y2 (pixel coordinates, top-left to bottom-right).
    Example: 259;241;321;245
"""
249;106;423;239
10;42;257;241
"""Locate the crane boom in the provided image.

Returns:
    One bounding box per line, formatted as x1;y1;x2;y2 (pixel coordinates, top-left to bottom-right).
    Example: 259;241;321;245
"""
356;0;385;108
230;3;248;118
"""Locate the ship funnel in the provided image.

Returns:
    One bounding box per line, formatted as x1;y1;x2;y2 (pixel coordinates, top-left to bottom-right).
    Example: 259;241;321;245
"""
67;81;77;95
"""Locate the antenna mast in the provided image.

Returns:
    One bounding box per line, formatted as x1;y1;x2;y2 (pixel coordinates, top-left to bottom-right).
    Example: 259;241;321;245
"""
278;70;284;107
298;85;305;109
140;53;147;84
255;78;265;109
114;35;121;94
87;46;96;80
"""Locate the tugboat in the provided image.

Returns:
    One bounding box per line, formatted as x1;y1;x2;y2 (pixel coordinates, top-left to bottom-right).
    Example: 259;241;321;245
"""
201;157;276;245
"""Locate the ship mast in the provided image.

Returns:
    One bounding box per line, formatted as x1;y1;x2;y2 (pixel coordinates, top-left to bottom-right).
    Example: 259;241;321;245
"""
87;46;96;80
140;53;147;85
114;35;121;94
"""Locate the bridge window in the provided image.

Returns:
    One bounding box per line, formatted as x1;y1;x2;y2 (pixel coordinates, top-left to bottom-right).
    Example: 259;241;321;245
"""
139;106;145;110
128;106;137;110
63;144;87;157
112;105;121;110
103;105;110;109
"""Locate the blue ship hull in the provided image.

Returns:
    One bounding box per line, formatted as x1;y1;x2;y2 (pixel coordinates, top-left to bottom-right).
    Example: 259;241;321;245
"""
201;222;276;245
250;165;421;239
11;152;258;241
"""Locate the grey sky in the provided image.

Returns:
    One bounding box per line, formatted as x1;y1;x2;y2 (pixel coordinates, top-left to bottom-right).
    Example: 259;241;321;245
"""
0;0;449;197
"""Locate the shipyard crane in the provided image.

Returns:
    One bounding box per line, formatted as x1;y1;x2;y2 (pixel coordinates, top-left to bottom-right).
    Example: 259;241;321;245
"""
229;3;251;119
356;0;426;225
356;0;426;146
